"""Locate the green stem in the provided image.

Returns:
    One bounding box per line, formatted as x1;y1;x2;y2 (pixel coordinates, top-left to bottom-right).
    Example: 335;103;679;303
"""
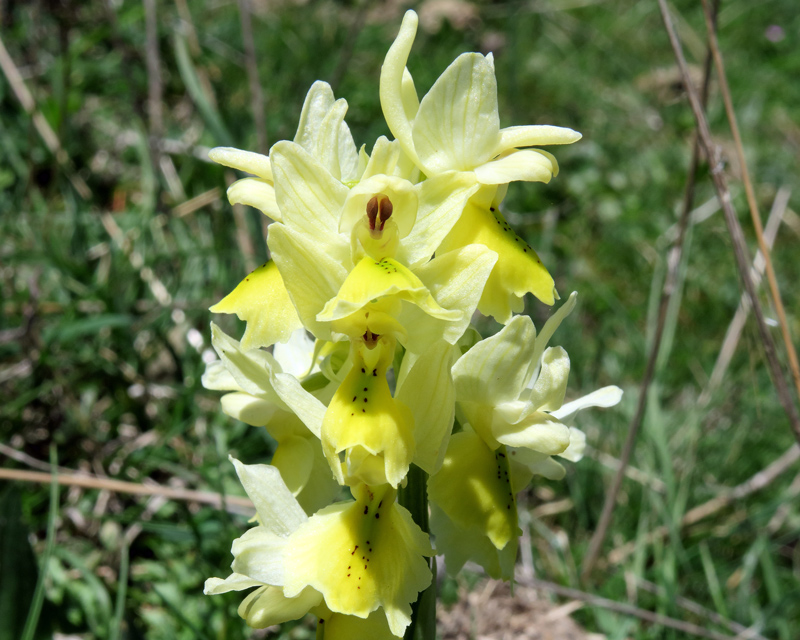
398;464;436;640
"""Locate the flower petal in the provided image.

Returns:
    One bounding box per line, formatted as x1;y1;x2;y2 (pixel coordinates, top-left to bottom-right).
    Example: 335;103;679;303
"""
209;147;273;181
492;411;570;454
270;141;349;254
201;360;239;391
395;341;459;474
322;338;414;487
204;572;263;595
294;81;335;150
410;243;497;345
452;315;537;407
227;177;281;221
428;431;518;550
496;124;582;153
232;526;290;586
550;385;623;421
509;447;566;480
230;458;308;536
379;10;422;168
439;202;555;322
558;427;586;463
283;485;433;638
238;585;321;629
210;261;303;350
396;172;480;269
412;53;501;174
528;346;570;412
473;149;555;185
220;391;278;426
317;256;460;326
530;292;578;366
268;223;349;341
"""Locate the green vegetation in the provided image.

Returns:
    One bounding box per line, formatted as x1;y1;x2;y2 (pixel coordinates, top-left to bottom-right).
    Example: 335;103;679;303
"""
2;0;799;638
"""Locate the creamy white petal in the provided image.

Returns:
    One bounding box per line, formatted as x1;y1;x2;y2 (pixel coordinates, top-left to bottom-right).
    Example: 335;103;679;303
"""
201;359;240;391
496;125;582;153
204;572;263;595
452;315;537;406
412;52;501;174
273;328;316;378
492;412;570;454
473;149;554;185
397;172;480;269
558;427;586;462
227;178;281;221
530;292;577;367
231;527;289;586
395;341;459;474
268;223;349;341
270;141;349;252
221;391;278;426
550;385;623;421
231;458;308;536
294;81;336;152
528;346;570;412
208;147;272;181
379;10;422;168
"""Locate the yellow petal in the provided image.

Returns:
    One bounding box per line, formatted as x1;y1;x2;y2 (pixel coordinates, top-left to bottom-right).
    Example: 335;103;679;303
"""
440;201;556;322
430;503;517;581
322;337;414;487
318;608;396;640
428;431;518;550
283;484;433;637
210;261;303;349
317;256;460;326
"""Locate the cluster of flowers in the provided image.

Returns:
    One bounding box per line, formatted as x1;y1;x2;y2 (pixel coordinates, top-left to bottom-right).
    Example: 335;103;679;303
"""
203;11;621;639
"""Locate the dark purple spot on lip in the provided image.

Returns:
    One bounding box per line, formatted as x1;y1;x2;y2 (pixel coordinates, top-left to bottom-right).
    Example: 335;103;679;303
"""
362;409;366;413
361;368;365;373
364;398;368;403
351;546;358;555
375;513;380;519
364;565;368;569
363;387;368;391
372;369;377;376
353;396;357;402
363;506;368;515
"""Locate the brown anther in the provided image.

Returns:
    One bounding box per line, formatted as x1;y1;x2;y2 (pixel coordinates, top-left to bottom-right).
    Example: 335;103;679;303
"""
363;330;380;349
366;196;379;230
378;197;393;228
366;194;393;231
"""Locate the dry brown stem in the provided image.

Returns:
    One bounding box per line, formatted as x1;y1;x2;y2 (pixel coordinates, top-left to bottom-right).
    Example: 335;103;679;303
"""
580;0;719;582
700;0;800;404
0;467;254;515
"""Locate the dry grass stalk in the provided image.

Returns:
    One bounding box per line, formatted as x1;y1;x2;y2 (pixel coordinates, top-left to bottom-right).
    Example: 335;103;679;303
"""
580;0;719;582
0;34;91;199
238;0;268;155
700;0;800;405
0;466;254;515
606;443;800;566
656;0;800;446
699;188;790;407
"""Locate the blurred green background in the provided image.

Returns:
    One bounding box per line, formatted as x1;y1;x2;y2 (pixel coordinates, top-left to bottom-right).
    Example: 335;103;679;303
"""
1;0;799;638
